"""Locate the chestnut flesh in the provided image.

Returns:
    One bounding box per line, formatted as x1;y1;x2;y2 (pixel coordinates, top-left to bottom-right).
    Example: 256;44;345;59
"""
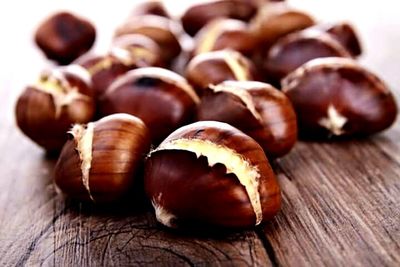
16;65;95;152
186;50;258;96
145;121;281;228
35;12;96;65
282;57;398;138
55;114;151;202
197;81;297;158
99;67;200;144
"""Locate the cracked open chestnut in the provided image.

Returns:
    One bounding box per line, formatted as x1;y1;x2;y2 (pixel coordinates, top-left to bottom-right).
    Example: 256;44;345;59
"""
282;57;398;138
16;65;95;152
55;114;151;202
186;50;258;96
35;12;96;65
76;34;163;97
145;121;281;228
197;81;297;158
181;0;258;37
193;18;258;57
263;29;352;85
99;67;200;144
115;15;182;63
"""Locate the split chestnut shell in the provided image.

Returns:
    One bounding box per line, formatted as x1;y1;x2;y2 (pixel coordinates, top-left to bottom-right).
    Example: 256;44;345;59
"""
55;114;151;202
145;121;281;228
282;57;398;138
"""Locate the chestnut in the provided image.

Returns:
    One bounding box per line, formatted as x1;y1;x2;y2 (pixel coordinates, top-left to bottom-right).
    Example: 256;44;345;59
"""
263;29;352;85
115;15;182;63
281;57;398;138
193;18;258;57
250;2;315;47
186;50;258;96
197;81;297;158
15;65;95;152
129;0;170;18
99;67;200;144
35;12;96;65
145;121;281;228
181;0;258;36
310;22;362;57
55;114;151;203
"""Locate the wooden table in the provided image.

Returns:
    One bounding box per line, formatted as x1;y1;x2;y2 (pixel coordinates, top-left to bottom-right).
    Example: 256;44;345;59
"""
0;1;399;266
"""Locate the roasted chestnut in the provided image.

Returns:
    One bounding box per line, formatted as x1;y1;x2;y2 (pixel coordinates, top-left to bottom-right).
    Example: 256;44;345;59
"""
263;29;352;85
55;114;151;202
145;121;281;228
282;57;398;138
186;50;258;95
193;18;258;57
99;67;200;144
250;2;314;47
115;15;182;63
197;81;297;158
181;0;258;36
310;22;362;57
15;65;95;152
129;0;170;18
35;12;96;65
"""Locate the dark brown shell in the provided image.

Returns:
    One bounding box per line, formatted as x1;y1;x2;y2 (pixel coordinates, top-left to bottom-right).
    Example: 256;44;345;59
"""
55;114;151;202
34;12;96;65
15;66;95;152
181;0;258;36
129;0;170;18
99;68;199;144
263;29;352;86
144;121;281;228
282;57;398;138
197;81;297;158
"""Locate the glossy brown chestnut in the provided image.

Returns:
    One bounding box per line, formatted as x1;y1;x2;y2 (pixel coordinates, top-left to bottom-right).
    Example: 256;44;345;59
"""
35;12;96;65
263;29;352;85
55;114;151;203
197;81;297;158
193;18;258;57
186;50;258;96
15;65;95;152
129;0;170;18
115;15;182;63
310;22;362;57
99;67;200;144
282;57;398;138
250;2;315;47
145;121;281;228
181;0;258;36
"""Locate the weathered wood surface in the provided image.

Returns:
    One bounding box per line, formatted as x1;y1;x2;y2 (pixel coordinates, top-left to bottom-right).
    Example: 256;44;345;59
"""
0;1;399;266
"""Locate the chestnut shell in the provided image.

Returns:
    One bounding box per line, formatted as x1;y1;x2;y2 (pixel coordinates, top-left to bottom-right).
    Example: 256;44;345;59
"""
35;12;96;65
197;81;297;158
145;121;281;228
55;114;151;203
282;57;398;138
99;67;199;144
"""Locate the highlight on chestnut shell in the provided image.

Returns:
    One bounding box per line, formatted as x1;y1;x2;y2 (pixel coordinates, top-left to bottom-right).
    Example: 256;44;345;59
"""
282;57;398;138
197;81;297;158
15;65;95;152
144;121;281;229
99;67;200;144
54;113;151;203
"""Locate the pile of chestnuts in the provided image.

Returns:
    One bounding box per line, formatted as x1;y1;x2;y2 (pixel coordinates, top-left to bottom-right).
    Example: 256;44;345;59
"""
15;0;398;230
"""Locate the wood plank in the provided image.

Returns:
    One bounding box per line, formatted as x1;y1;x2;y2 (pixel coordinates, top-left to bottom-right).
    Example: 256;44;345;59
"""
263;124;400;266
